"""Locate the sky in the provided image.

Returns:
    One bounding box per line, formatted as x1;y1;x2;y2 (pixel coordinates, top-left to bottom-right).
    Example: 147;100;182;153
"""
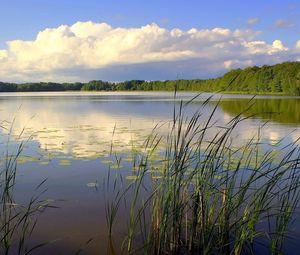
0;0;300;82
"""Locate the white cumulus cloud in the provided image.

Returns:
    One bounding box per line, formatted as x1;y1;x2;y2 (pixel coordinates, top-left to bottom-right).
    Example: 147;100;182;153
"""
0;21;299;82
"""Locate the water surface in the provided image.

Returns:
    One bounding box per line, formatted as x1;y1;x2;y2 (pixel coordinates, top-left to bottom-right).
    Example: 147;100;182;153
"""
0;92;300;254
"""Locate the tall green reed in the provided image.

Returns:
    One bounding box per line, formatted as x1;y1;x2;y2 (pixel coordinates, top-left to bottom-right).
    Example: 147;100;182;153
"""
0;122;53;254
106;95;300;254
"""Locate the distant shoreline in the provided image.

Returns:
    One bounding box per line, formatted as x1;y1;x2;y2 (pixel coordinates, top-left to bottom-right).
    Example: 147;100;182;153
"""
0;90;299;99
1;61;300;95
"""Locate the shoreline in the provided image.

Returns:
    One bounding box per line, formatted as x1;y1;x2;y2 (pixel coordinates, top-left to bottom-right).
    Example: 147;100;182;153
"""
0;90;299;98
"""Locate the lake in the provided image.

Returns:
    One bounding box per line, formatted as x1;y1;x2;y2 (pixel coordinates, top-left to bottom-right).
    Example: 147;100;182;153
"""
0;92;300;254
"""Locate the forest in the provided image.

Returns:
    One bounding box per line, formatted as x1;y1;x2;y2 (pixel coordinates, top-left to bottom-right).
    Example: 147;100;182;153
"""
1;61;300;95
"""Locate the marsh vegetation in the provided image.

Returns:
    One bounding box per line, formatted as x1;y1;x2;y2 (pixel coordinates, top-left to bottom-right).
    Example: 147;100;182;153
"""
105;96;300;254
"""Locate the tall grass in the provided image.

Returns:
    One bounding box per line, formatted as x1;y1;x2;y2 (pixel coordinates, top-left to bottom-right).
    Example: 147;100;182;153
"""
106;96;300;254
0;123;52;254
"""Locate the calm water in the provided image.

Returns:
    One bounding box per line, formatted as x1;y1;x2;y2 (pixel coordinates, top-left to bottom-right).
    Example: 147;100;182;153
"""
0;92;300;254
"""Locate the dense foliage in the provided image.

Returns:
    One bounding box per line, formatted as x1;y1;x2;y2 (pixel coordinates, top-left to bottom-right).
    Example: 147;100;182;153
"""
1;61;300;95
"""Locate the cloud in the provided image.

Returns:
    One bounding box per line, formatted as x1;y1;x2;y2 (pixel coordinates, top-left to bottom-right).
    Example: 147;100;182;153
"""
0;21;299;82
273;19;295;28
0;50;7;60
272;40;288;51
247;18;260;25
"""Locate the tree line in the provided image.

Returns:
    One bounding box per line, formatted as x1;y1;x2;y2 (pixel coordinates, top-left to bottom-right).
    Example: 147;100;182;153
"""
1;61;300;95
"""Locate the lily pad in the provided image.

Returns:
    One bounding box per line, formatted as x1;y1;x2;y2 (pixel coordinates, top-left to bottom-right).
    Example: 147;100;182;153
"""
111;165;123;169
59;159;71;166
39;161;49;165
86;182;99;188
151;176;163;180
126;175;138;181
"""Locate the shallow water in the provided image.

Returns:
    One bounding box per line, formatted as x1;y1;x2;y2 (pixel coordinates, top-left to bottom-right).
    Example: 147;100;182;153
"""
0;92;300;254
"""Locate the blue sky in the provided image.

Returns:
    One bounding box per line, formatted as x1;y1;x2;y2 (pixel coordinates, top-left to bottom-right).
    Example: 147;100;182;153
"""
0;0;299;82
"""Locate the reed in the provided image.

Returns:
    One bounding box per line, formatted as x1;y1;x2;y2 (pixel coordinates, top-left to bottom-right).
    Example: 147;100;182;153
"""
106;95;300;254
0;125;53;254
